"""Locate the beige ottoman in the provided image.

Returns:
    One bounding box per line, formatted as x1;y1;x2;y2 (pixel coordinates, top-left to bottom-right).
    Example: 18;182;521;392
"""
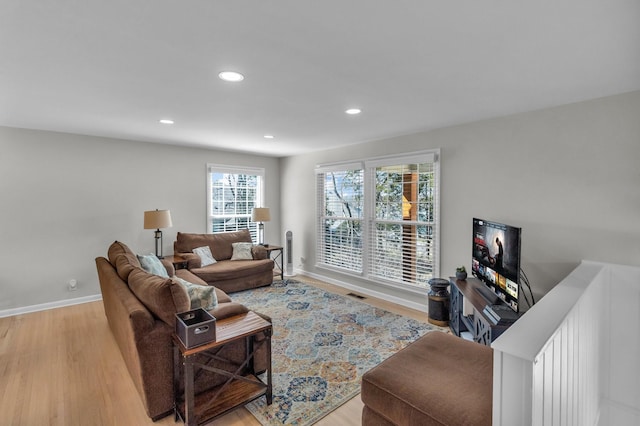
361;332;493;425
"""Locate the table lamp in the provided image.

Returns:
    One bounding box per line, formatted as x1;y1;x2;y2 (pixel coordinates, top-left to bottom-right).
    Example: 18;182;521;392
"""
251;207;270;246
144;209;172;258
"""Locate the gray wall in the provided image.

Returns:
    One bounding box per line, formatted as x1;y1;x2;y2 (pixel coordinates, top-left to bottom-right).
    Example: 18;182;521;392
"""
0;127;281;311
3;90;639;313
280;91;640;308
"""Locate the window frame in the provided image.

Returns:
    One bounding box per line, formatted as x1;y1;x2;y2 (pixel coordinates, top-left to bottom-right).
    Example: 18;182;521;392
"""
315;150;440;291
206;164;265;240
315;162;365;275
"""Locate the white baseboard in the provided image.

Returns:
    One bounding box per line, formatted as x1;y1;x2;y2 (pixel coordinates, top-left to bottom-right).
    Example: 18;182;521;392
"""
0;294;103;318
3;271;428;318
294;269;428;313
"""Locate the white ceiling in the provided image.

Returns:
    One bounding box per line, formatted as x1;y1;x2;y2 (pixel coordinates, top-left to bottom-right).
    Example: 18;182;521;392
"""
1;1;639;157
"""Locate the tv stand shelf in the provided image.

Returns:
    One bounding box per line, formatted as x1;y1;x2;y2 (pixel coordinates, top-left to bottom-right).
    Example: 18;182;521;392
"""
449;277;520;346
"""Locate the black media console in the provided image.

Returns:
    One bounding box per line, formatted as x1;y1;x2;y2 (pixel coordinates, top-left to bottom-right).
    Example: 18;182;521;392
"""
449;277;521;346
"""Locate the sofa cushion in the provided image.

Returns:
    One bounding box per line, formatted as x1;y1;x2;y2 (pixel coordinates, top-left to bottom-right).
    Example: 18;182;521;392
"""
190;258;274;282
173;276;218;310
214;287;232;304
231;242;253;260
175;229;252;261
114;252;141;281
209;302;249;320
175;269;207;285
193;246;217;266
137;254;170;278
108;240;136;265
128;268;190;326
174;269;232;304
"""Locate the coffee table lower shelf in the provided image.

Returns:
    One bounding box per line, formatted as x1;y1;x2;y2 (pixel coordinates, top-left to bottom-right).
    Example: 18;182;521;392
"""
175;373;266;424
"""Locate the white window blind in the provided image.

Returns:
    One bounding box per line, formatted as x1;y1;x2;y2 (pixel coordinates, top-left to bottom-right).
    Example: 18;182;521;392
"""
316;165;364;273
316;150;439;289
207;164;264;240
367;157;438;287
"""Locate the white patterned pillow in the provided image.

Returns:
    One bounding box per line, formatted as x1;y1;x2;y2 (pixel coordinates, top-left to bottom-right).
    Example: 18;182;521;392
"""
192;246;216;267
173;276;218;310
231;242;253;260
137;254;169;278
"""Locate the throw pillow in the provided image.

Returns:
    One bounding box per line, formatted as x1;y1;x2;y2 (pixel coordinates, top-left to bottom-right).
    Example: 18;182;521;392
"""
108;240;136;265
137;254;169;278
114;252;141;281
173;276;218;310
127;268;190;326
231;242;253;260
192;246;216;267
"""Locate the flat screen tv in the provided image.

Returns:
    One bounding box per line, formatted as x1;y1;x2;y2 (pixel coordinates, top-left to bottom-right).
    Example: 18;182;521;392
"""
471;218;521;312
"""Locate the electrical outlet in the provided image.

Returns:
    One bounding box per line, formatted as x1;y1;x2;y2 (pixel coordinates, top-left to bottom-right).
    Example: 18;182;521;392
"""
68;279;78;291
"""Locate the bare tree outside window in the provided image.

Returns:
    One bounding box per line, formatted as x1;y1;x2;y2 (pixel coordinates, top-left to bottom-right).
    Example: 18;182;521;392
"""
319;169;364;272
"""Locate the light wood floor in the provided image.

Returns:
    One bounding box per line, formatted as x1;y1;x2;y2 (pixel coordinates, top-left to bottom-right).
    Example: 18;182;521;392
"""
0;275;436;425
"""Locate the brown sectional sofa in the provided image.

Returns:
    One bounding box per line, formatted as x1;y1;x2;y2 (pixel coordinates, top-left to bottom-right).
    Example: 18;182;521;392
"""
95;240;269;420
361;331;493;426
173;229;274;293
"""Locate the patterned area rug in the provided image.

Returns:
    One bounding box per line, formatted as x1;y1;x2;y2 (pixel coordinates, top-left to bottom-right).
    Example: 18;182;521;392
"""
230;279;440;425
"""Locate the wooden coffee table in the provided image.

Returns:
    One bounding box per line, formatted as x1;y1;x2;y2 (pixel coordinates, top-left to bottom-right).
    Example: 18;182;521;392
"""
173;311;272;426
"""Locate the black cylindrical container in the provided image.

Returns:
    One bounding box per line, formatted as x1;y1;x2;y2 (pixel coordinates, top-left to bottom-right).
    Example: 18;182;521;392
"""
427;278;450;326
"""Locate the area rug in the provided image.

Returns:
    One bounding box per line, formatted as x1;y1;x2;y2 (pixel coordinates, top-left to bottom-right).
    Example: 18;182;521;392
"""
230;279;441;425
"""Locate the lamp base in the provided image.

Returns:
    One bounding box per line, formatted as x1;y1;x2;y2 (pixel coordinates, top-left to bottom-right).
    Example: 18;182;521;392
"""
154;229;164;259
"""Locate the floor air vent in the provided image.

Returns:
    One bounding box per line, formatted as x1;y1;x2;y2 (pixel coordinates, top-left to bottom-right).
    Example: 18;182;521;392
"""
346;292;366;300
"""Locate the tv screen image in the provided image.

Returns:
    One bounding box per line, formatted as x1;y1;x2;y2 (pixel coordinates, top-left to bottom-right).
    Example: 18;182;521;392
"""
472;218;522;312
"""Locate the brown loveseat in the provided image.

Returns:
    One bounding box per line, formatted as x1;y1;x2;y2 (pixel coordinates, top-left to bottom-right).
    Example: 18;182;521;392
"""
173;229;274;293
95;241;269;420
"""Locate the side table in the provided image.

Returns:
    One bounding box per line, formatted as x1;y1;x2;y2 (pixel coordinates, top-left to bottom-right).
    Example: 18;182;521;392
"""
173;311;272;425
165;254;189;270
264;245;284;280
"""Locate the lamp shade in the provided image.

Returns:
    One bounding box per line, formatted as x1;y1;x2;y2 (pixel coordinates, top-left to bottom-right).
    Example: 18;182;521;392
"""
252;207;271;222
144;209;172;229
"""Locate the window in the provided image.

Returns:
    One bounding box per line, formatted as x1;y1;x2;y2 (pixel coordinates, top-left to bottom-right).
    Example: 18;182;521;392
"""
316;151;439;289
207;164;264;241
317;165;364;274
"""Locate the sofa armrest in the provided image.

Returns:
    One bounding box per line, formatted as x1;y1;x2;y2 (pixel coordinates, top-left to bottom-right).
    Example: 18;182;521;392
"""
252;245;267;260
160;259;175;276
176;252;201;269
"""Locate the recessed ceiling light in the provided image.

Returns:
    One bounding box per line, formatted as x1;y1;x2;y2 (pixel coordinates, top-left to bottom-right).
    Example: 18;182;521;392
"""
264;135;274;139
345;108;362;115
159;119;174;124
218;71;244;82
